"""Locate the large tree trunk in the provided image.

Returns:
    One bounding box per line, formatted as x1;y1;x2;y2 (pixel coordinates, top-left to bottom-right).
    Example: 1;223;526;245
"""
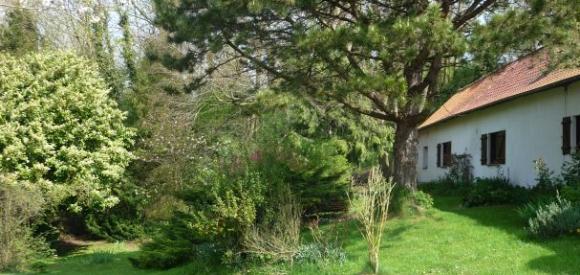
391;121;419;190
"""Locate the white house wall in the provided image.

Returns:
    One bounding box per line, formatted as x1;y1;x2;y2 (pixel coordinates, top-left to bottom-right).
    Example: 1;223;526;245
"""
417;81;580;186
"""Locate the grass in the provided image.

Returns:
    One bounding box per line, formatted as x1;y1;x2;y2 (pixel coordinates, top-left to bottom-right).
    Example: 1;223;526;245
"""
19;195;580;275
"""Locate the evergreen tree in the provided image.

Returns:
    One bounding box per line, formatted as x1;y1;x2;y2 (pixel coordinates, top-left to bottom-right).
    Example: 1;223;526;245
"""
153;0;579;188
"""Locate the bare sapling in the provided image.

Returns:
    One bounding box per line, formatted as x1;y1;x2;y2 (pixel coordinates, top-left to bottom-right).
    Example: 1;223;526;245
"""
350;167;396;274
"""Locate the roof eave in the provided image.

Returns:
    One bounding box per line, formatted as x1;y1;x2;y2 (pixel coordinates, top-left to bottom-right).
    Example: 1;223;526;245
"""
418;74;580;131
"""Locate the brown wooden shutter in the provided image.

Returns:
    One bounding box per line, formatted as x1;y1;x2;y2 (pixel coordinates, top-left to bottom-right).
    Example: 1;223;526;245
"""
563;117;571;155
481;134;487;165
437;143;441;167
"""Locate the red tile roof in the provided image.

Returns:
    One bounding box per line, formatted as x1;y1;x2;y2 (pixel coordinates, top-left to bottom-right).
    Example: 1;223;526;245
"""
419;52;580;129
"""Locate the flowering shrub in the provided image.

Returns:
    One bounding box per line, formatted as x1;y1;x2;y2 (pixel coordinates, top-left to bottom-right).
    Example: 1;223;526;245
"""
0;52;134;213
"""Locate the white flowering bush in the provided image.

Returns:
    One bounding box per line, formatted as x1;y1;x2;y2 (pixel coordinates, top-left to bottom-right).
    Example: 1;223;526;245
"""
0;52;134;213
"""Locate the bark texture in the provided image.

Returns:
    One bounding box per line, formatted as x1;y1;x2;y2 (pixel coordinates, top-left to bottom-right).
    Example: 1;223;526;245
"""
392;122;419;190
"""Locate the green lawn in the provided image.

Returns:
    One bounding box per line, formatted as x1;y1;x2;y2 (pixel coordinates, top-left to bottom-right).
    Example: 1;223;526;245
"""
26;196;580;274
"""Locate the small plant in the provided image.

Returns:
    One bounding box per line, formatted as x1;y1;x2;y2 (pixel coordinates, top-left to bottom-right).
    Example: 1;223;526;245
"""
350;167;396;274
517;198;554;222
447;154;474;185
391;188;434;216
560;153;580;185
558;153;580;202
294;243;347;265
533;158;556;191
527;195;580;238
412;190;434;211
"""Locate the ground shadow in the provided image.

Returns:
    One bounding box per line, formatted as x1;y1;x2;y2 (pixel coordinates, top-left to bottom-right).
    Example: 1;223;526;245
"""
51;238;92;256
434;195;580;274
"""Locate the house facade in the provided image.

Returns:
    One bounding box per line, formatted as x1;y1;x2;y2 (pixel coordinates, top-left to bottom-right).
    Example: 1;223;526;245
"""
417;53;580;186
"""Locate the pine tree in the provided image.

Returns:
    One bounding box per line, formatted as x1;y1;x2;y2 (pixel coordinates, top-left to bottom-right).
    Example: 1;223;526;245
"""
152;0;579;189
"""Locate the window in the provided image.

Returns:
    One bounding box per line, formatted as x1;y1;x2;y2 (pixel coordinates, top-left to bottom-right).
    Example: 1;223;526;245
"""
489;131;506;164
563;117;571;155
422;146;428;170
481;130;506;165
437;141;452;168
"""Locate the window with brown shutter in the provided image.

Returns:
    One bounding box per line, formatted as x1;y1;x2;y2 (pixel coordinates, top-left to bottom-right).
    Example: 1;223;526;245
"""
563;117;571;155
481;130;506;166
481;134;488;165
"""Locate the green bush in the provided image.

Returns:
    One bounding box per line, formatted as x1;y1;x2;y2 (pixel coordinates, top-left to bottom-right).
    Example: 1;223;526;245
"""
517;198;556;222
527;197;580;238
413;190;435;210
558;153;580;202
562;184;580;203
390;188;434;216
0;176;53;272
0;52;134;223
463;177;529;207
131;170;266;269
419;178;472;196
560;153;580;186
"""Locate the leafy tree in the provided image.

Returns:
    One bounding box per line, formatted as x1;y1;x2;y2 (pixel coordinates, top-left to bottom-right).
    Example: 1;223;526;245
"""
0;52;134;222
0;7;39;54
153;0;579;188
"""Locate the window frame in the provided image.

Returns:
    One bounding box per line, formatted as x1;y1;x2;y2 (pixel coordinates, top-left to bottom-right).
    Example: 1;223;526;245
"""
437;141;452;168
481;130;506;166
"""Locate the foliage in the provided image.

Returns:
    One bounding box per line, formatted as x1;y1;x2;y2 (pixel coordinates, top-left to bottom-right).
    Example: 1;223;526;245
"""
517;198;555;222
350;167;396;274
131;170;266;269
83;190;145;241
0;52;134;227
526;196;580;238
560;153;580;186
0;175;53;272
253;91;392;214
447;154;474;185
0;7;39;54
463;177;529;207
419;178;470;196
391;187;434;216
411;190;435;211
294;243;347;265
242;184;301;263
533;158;557;191
153;0;579;189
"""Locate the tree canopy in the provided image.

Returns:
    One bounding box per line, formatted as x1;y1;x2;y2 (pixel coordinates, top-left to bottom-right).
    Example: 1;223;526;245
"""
0;52;134;213
153;0;579;188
